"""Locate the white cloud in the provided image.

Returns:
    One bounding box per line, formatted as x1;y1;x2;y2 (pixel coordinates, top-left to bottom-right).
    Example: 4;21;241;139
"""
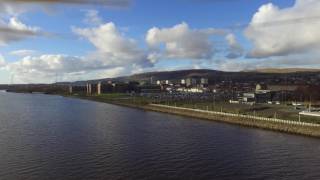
146;22;225;60
5;17;154;82
225;33;243;59
216;54;320;72
245;0;320;58
6;54;98;83
6;53;149;83
6;20;155;82
83;10;103;25
8;55;85;74
0;54;6;67
73;22;152;67
7;54;134;76
97;67;126;78
0;3;29;16
10;49;37;57
0;17;40;45
8;17;38;32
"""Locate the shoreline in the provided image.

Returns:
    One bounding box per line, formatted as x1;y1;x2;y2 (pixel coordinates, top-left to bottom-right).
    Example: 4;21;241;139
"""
73;95;320;138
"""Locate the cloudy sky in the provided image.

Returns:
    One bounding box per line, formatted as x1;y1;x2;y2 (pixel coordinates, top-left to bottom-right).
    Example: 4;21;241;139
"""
0;0;320;84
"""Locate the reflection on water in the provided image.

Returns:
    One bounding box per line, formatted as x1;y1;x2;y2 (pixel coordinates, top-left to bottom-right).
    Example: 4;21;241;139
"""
0;91;320;179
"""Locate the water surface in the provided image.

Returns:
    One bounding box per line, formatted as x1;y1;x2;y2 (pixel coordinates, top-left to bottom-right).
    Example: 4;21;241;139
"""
0;91;319;179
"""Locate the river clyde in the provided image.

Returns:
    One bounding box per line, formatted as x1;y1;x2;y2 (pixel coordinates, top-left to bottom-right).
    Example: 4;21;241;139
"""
0;91;320;179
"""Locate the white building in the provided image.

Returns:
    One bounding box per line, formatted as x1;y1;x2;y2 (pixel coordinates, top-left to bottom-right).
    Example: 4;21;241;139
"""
186;78;197;87
200;78;208;85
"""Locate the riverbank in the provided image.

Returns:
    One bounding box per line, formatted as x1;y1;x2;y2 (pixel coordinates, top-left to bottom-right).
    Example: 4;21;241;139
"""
71;94;320;138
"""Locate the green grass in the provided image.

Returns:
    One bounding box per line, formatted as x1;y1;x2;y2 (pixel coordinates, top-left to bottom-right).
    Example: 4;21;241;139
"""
72;93;320;124
83;93;151;106
156;100;320;124
96;93;128;98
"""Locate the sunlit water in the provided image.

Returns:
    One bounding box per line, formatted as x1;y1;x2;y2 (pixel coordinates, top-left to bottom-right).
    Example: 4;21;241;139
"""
0;91;320;180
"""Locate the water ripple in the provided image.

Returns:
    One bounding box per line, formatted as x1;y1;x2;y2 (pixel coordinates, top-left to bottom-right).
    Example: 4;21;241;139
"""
0;92;320;179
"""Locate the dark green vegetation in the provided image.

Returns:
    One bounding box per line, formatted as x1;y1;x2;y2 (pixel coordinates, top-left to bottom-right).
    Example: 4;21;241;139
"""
71;93;150;107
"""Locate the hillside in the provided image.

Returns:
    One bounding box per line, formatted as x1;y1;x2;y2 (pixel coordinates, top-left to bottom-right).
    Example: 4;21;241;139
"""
118;69;223;82
245;68;320;74
67;68;320;86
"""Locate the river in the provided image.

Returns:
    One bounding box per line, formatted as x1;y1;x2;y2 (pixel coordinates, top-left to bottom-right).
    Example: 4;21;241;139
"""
0;91;319;179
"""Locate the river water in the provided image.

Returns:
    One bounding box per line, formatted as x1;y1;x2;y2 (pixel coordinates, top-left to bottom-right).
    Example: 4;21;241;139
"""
0;91;320;180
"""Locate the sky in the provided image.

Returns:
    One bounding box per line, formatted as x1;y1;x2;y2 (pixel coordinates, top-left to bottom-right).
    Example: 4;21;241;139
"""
0;0;320;84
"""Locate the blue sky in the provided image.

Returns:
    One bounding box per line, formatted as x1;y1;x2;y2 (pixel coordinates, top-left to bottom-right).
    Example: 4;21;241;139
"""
1;0;320;84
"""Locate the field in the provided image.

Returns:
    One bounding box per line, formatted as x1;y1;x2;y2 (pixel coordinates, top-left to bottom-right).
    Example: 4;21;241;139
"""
73;93;320;124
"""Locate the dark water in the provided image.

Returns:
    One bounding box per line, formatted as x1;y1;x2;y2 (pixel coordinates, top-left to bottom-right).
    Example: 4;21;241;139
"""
0;91;320;180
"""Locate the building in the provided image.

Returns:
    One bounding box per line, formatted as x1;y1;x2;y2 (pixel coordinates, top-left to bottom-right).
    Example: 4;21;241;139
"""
267;85;299;92
255;91;272;103
242;93;255;103
156;80;171;85
201;78;208;85
176;87;208;93
256;84;267;91
186;78;197;87
140;85;162;94
236;90;272;105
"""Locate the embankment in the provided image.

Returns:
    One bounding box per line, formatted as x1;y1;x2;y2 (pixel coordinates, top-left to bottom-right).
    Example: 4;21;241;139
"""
71;95;320;138
146;104;320;138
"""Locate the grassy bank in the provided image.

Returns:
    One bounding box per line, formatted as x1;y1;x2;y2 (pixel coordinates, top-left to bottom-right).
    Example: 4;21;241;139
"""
165;101;320;124
73;93;320;123
67;93;320;138
147;104;320;138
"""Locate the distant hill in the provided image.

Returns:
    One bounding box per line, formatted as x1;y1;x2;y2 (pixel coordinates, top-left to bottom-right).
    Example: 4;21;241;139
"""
68;69;227;85
245;68;320;74
65;68;320;86
118;69;223;82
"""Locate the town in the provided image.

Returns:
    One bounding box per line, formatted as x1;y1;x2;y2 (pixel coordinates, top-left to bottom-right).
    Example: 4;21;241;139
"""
2;69;320;123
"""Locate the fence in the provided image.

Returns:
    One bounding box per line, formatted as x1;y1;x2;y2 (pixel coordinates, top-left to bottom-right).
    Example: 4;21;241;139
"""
150;104;320;128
